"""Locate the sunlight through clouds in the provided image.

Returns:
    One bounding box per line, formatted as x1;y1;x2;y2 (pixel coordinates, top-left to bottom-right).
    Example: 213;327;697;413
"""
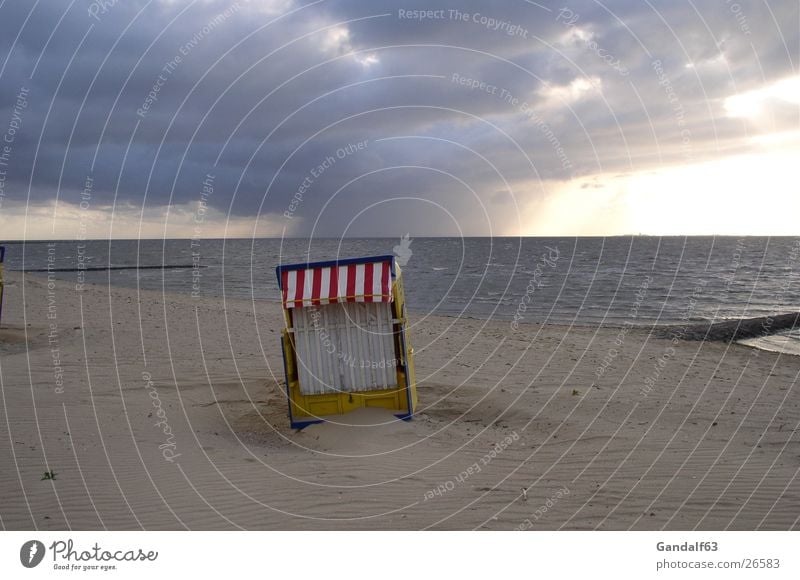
724;75;800;120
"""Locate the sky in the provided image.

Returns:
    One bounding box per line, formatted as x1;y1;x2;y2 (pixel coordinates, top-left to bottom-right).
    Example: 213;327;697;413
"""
0;0;797;239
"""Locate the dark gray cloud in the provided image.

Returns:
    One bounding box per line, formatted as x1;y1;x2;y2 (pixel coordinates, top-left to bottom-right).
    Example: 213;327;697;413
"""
0;0;797;236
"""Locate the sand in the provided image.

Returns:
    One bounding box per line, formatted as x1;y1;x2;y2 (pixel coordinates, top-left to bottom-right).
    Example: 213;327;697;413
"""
0;269;798;530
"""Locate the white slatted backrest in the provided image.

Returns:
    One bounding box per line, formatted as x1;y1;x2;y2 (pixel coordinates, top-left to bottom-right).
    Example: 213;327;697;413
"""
293;302;398;395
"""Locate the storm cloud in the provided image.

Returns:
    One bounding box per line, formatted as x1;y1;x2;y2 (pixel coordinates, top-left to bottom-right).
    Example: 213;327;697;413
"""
0;0;797;237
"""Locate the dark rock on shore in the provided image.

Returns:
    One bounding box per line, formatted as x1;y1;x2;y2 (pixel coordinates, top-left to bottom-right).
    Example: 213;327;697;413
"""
655;312;800;342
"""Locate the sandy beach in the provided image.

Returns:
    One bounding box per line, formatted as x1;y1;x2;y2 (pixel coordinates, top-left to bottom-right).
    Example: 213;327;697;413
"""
0;269;798;530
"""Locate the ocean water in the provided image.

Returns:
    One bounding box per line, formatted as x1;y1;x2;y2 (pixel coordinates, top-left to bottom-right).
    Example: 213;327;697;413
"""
2;237;799;354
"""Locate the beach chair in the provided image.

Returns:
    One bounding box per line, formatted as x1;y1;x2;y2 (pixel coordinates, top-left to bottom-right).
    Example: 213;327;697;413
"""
276;255;417;428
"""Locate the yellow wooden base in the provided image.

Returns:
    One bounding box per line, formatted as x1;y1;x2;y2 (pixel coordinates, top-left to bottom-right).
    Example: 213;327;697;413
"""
287;374;411;421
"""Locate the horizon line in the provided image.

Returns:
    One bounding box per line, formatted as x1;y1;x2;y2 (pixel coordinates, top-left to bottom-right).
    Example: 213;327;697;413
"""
2;234;799;243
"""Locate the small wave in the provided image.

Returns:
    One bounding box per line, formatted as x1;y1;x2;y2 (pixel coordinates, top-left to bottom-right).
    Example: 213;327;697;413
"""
738;329;800;357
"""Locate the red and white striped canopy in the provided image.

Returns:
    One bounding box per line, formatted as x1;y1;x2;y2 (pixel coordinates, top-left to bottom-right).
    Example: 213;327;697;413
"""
280;259;393;309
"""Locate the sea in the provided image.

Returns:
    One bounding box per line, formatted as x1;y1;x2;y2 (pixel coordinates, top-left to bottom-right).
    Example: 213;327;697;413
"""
2;236;799;355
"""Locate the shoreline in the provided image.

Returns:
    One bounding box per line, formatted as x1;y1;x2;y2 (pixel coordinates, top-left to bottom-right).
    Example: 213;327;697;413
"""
16;270;800;357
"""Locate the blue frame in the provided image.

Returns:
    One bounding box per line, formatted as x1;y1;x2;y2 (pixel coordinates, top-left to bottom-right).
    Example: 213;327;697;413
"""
397;319;414;422
0;245;5;326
